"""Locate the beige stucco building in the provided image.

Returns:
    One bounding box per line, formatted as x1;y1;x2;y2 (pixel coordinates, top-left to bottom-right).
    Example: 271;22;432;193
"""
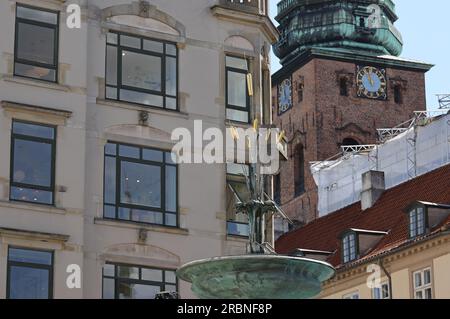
0;0;278;299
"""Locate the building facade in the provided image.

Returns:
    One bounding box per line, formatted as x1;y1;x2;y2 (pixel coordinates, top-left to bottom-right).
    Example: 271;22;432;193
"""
271;0;433;226
0;0;277;299
276;162;450;299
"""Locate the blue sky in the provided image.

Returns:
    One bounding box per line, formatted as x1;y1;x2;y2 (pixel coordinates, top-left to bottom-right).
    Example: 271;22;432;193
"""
269;0;450;110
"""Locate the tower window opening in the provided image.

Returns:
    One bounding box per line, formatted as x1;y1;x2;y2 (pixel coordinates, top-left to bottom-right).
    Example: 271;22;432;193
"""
394;85;403;104
340;78;348;96
342;138;360;146
294;144;305;197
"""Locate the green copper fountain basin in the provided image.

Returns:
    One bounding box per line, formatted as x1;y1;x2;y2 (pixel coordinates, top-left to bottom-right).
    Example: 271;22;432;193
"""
177;255;335;299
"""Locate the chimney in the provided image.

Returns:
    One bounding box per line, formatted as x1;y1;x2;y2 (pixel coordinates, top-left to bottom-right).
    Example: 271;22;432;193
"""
361;171;385;210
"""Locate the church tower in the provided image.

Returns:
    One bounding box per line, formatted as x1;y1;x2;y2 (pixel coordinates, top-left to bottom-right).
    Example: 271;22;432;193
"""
271;0;433;226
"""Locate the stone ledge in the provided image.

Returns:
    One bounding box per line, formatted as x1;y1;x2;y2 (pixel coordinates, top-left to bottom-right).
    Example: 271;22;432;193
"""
1;100;73;119
0;200;68;215
94;218;189;236
2;74;71;92
0;227;70;242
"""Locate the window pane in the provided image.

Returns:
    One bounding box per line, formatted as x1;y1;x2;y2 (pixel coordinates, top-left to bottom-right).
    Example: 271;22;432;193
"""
373;287;381;299
8;248;52;265
13;122;54;139
120;89;163;107
166;97;177;110
227;71;247;108
118;282;160;299
10;186;53;204
424;270;431;285
17;22;55;65
106;46;117;85
165;213;177;227
17;6;58;24
103;264;115;277
165;57;177;96
141;268;163;282
120;161;161;208
9;266;50;299
120;35;140;48
104;205;116;218
13;139;52;187
122;51;161;91
105;143;117;156
144;40;163;53
165;152;176;164
118;207;131;220
119;145;140;159
226;108;249;123
226;56;248;70
131;210;163;225
106;86;118;99
415;291;423;299
415;273;422;288
104;157;116;204
425;288;432;299
142;149;163;162
102;278;115;299
117;266;139;279
227;221;249;237
165;271;177;284
15;63;56;82
166;44;177;56
107;33;118;44
165;166;177;213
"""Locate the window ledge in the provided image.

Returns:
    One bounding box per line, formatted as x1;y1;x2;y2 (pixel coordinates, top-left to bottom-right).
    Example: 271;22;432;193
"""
1;101;72;119
0;200;68;215
96;98;189;119
2;74;71;92
94;218;189;236
0;227;69;243
227;235;249;242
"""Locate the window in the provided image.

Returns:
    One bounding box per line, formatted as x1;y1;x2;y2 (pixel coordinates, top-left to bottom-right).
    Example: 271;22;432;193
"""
226;163;250;237
14;5;59;82
273;174;281;205
339;78;348;96
226;56;250;123
343;291;359;299
373;283;390;299
394;85;403;104
103;142;178;227
7;247;53;299
102;263;177;299
106;32;178;110
10;120;56;205
413;268;433;299
342;233;357;263
409;207;426;238
294;144;305;197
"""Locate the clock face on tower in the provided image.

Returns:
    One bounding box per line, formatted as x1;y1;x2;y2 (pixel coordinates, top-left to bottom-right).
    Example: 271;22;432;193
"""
278;78;293;115
356;66;387;100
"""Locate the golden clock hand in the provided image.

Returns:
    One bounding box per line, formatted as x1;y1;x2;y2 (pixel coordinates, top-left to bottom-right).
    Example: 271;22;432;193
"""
368;72;374;86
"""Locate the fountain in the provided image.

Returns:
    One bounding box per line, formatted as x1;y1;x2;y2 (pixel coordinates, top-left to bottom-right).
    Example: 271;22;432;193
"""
177;124;335;299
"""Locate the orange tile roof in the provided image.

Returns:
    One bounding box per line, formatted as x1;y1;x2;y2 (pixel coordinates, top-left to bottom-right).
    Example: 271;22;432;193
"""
275;164;450;269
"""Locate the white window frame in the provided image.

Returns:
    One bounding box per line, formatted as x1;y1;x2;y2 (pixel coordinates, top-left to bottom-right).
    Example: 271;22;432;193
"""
372;282;390;299
413;268;433;299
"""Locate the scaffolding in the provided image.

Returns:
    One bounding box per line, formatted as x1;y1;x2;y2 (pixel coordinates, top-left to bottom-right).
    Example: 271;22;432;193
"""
438;94;450;109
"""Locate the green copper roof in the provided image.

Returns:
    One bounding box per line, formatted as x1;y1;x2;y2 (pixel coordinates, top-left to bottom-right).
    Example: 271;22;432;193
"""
274;0;404;66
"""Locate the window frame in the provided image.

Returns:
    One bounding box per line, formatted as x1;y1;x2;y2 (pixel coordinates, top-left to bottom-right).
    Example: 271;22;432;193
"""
341;231;358;264
103;142;179;228
413;268;433;299
225;55;251;123
9;119;57;206
14;4;60;83
102;262;178;299
226;163;250;237
6;246;54;299
105;31;179;111
408;206;427;239
372;282;390;299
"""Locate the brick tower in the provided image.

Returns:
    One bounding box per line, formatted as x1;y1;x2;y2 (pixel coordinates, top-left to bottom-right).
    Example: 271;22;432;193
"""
271;0;433;226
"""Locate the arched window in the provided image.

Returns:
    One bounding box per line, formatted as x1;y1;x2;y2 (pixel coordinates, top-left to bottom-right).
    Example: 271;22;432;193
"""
339;78;348;96
342;138;360;146
394;85;403;104
294;144;305;197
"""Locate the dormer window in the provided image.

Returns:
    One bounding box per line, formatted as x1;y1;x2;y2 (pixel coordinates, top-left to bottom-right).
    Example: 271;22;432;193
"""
406;201;450;239
342;233;357;263
409;207;426;238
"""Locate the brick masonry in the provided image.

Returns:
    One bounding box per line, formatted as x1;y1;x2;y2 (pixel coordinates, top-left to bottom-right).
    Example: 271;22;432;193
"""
272;57;428;225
